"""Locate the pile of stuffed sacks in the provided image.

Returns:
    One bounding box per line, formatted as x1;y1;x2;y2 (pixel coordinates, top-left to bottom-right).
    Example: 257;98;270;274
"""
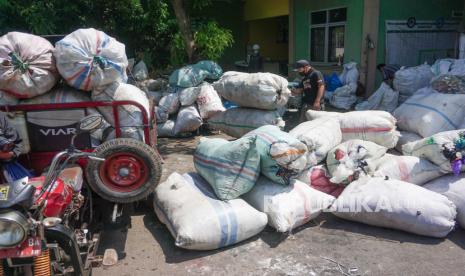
325;62;360;110
0;28;291;147
0;28;153;148
154;69;291;138
154;82;465;250
153;60;226;137
356;58;465;113
325;59;465;112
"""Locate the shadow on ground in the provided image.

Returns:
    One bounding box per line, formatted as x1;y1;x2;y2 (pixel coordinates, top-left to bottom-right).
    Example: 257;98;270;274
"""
142;211;263;264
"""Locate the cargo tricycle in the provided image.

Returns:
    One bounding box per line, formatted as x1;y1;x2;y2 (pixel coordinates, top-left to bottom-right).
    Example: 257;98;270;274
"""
0;99;162;275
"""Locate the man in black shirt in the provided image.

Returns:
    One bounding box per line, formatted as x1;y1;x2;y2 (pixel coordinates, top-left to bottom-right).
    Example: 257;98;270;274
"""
291;60;325;122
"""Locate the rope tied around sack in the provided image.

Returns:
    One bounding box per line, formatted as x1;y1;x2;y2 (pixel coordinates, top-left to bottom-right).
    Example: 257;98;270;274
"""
8;52;29;73
93;55;108;70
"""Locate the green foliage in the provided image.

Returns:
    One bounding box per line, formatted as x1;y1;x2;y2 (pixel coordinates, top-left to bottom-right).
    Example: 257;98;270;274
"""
171;20;234;66
170;32;189;67
0;0;176;68
0;0;234;69
191;0;212;10
195;21;234;61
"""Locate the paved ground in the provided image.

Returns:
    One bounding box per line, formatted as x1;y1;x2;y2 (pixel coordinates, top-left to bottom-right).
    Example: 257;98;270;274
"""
94;110;465;276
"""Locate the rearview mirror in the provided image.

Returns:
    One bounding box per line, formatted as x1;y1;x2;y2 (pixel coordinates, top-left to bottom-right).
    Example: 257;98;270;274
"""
77;114;103;133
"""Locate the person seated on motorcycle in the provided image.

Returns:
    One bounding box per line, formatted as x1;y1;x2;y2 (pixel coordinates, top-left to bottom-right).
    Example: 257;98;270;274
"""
0;112;28;182
0;112;22;162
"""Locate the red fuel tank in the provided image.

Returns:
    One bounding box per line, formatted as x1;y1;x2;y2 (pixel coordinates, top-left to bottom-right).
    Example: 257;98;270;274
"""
30;176;74;217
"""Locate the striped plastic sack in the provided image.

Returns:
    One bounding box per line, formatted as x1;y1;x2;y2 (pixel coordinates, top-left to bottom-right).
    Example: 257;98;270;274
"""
373;154;444;186
55;28;128;91
245;125;307;185
243;177;335;232
394;88;465;137
306;110;399;149
154;172;267;250
208;108;285;138
194;136;260;200
0;32;59;98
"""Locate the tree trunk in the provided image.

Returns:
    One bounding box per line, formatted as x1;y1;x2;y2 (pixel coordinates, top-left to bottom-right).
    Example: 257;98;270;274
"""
171;0;196;63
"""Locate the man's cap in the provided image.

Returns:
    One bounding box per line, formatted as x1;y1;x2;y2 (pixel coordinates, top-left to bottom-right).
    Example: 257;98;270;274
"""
293;60;310;71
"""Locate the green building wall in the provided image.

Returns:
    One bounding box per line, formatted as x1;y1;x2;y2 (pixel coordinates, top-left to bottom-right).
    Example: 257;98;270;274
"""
293;0;364;65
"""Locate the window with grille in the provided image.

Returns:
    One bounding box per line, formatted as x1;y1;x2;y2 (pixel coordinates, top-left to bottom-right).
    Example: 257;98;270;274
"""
310;8;346;64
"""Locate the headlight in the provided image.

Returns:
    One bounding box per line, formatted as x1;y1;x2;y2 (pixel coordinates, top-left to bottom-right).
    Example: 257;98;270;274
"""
0;211;28;248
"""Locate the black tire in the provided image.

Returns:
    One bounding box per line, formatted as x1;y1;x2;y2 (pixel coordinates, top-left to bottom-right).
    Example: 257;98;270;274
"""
86;138;162;203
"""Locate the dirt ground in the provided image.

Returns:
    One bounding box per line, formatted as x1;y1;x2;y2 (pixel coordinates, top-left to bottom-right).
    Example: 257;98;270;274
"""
94;110;465;276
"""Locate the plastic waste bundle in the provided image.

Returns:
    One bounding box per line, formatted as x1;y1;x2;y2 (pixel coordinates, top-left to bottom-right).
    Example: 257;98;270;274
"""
0;32;59;98
424;174;465;229
194;136;261;200
431;74;465;94
289;117;342;168
306;110;399;149
243;177;335;232
154;172;267;250
329;62;359;110
331;176;456;238
155;62;224;138
326;139;387;185
373;154;444;185
394;88;465;138
55;28;128;91
355;82;399;112
169;60;222;88
403;129;465;174
244;125;308;185
393;64;434;103
91;82;149;141
213;71;291;110
208;108;285;138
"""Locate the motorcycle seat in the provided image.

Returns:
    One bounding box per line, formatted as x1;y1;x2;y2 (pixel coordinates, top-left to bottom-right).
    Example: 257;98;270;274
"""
29;166;84;193
57;166;83;192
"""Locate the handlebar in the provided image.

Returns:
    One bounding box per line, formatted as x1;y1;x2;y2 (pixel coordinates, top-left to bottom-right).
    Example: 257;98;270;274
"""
42;148;105;192
88;155;105;162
